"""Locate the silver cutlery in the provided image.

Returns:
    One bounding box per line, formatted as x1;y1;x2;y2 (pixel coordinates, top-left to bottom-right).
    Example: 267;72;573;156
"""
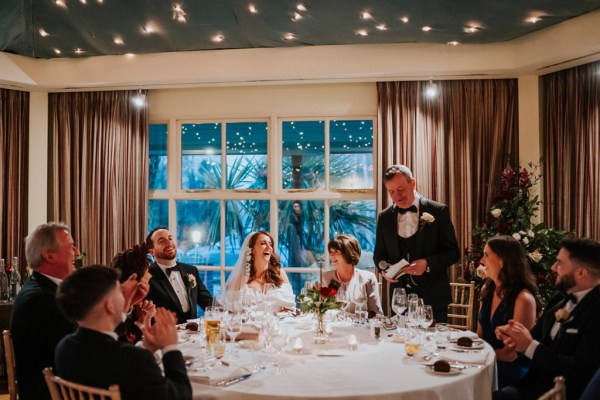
215;373;252;386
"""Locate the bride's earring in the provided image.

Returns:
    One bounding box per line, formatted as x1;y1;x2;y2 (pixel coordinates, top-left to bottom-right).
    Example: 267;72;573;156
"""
245;248;252;279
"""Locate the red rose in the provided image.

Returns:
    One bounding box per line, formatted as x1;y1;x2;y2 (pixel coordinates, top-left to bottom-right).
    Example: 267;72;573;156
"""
320;286;336;299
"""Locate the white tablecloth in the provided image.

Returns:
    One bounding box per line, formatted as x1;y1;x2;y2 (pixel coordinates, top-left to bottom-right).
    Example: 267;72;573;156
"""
183;317;496;400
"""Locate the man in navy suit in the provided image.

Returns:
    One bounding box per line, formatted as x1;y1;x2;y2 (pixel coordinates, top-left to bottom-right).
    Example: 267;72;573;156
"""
494;238;600;399
145;227;213;323
55;266;191;400
373;165;459;322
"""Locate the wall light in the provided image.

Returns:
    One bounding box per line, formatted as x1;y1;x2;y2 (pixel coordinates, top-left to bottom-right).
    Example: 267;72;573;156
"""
132;89;146;107
424;80;438;98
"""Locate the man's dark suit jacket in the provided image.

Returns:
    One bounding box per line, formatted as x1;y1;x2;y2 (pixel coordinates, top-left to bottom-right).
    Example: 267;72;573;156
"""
511;286;600;399
373;197;459;315
147;262;213;324
10;272;77;400
55;328;192;400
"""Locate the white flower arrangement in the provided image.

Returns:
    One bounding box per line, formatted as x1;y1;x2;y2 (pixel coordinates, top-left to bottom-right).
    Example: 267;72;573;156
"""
528;250;543;263
476;265;487;279
512;232;521;240
491;208;502;218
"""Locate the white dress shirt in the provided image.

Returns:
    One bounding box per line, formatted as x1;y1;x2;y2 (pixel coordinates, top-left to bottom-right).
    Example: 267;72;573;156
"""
157;262;190;313
396;193;420;239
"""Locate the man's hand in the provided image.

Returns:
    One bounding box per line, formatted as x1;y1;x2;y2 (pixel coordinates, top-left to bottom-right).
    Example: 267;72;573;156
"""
134;300;156;323
495;320;533;353
142;308;178;353
405;259;428;276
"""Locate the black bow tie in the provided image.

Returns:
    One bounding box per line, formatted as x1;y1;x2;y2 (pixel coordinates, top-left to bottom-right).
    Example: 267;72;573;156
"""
564;293;578;304
165;266;179;276
398;205;418;214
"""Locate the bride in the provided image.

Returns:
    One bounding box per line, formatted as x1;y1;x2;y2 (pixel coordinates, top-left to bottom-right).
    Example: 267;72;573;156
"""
224;231;296;311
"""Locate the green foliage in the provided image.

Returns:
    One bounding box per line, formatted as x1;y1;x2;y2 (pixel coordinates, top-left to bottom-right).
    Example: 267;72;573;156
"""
74;252;87;269
464;162;569;304
299;286;343;315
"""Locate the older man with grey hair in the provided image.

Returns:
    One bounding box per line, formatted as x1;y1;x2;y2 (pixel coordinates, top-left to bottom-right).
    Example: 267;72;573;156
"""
10;222;80;400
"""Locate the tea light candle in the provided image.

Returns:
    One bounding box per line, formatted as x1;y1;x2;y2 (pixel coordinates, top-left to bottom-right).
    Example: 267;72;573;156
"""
325;323;333;335
348;334;358;350
292;337;304;353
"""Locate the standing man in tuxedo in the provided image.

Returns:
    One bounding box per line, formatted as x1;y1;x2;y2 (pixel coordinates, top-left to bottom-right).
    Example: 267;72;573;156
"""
373;165;459;322
145;226;213;323
494;238;600;400
55;266;191;400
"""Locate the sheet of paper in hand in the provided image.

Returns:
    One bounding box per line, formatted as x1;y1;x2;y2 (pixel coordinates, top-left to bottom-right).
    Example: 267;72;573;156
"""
381;259;410;280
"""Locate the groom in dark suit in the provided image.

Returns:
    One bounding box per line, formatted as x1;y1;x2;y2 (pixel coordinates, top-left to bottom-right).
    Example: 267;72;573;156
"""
494;238;600;400
55;266;191;400
145;227;213;323
374;165;459;322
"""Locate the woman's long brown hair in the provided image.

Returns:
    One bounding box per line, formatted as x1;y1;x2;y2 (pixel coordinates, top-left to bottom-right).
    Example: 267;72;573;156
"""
247;231;284;287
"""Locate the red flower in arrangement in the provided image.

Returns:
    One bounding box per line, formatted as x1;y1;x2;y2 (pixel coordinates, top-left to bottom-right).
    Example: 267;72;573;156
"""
320;286;337;299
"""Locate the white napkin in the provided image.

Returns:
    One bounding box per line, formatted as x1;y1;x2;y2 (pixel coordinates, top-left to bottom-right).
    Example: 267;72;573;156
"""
439;349;488;364
449;330;479;341
188;364;246;385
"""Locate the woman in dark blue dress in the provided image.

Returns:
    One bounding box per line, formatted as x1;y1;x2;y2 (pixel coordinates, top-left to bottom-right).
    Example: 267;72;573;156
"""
477;235;539;388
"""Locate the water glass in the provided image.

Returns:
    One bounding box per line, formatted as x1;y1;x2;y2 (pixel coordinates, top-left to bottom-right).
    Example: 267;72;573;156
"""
210;331;227;360
405;331;422;357
355;303;368;325
435;322;450;349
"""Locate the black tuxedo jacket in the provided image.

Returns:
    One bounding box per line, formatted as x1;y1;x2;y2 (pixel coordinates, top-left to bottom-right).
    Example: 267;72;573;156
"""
514;286;600;399
373;197;459;312
147;262;213;323
10;272;77;400
55;328;191;400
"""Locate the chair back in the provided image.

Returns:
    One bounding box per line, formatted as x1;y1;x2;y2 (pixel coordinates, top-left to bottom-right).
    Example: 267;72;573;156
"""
3;330;18;400
538;376;566;400
448;281;475;331
43;368;122;400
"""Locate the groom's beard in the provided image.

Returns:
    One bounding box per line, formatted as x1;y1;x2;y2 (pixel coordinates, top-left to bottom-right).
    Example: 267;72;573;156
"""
555;272;576;294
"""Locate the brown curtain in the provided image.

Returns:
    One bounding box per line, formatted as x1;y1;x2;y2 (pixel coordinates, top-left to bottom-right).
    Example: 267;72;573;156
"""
0;88;29;274
377;80;519;313
541;61;600;240
49;90;149;264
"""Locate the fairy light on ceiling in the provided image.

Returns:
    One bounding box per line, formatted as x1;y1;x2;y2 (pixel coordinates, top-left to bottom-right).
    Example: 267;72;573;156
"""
39;28;49;37
173;4;187;23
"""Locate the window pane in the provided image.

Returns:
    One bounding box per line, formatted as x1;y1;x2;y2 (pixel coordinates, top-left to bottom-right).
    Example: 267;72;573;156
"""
224;200;270;266
330;120;374;189
181;123;222;190
148;199;168;232
282;121;325;189
226;122;268;189
176;200;220;266
330;200;377;270
278;200;324;267
149;124;168;190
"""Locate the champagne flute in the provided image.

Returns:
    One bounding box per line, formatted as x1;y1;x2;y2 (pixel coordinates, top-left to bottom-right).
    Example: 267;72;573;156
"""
225;315;243;357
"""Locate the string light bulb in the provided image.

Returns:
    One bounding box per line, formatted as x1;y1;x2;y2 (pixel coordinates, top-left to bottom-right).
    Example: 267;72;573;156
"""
361;11;372;20
39;28;50;37
173;4;186;23
296;4;307;12
422;26;432;32
400;16;409;23
248;4;258;14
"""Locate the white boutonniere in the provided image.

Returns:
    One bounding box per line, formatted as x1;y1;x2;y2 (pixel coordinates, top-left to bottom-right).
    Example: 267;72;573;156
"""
186;273;197;290
419;212;435;230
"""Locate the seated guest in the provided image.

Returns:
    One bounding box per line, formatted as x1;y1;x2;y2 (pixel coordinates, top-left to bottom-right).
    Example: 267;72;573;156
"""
581;366;600;400
477;235;538;388
145;226;213;323
494;238;600;400
10;223;80;400
225;231;295;310
323;234;383;317
111;244;156;343
55;266;191;400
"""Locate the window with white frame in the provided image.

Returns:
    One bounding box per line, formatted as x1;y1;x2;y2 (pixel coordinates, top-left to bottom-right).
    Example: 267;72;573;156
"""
148;117;377;302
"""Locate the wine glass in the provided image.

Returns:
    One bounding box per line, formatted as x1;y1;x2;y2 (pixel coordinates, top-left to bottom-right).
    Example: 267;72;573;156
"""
406;300;419;331
224;315;243;357
262;283;275;314
391;288;407;320
270;326;288;375
335;288;348;322
420;305;434;330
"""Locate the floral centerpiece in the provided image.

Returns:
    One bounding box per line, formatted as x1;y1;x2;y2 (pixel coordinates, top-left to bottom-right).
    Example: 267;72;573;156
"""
299;283;343;343
464;162;569;305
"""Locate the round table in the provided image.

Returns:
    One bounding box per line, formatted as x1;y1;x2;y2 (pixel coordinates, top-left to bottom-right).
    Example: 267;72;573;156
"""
184;316;496;400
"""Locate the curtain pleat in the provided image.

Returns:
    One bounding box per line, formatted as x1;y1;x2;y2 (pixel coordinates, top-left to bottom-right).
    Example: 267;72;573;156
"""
0;88;29;274
49;90;148;264
377;79;518;314
541;61;600;240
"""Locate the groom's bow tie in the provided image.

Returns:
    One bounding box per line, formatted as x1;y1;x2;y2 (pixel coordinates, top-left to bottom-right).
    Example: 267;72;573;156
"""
563;293;578;304
398;205;417;214
165;266;179;276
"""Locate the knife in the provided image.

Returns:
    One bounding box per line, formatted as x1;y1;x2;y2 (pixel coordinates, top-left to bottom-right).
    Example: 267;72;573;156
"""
216;373;252;386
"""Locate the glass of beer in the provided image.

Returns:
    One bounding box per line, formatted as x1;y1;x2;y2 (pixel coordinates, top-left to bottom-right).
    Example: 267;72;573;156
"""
405;331;421;357
204;306;223;353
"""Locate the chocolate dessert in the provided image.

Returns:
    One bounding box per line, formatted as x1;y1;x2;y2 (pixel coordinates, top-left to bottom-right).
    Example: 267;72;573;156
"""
185;321;199;331
433;360;451;373
456;336;473;347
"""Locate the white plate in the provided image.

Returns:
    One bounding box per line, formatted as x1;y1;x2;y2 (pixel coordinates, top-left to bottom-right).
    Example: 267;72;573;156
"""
238;340;258;349
452;342;485;350
425;365;462;376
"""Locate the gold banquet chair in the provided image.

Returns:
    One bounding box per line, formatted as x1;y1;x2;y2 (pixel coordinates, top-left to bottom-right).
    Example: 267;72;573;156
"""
448;281;475;331
43;368;122;400
3;330;18;400
538;376;566;400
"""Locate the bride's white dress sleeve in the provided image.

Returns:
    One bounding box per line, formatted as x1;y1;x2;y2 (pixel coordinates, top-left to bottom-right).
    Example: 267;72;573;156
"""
269;283;296;309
